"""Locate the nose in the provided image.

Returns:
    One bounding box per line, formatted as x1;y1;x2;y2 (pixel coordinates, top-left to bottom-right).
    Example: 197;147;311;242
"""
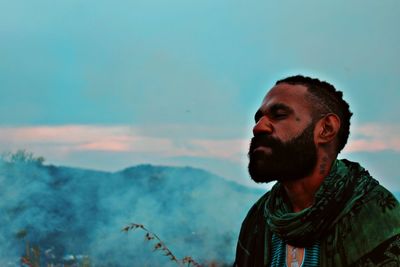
253;116;273;136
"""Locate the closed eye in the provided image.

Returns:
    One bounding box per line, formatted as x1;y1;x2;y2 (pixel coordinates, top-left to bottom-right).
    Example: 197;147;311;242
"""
269;104;293;120
254;103;293;122
271;112;287;119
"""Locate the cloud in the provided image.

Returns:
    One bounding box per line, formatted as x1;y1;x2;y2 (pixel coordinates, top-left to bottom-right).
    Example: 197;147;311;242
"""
0;123;398;172
0;125;248;165
344;123;400;153
189;139;247;162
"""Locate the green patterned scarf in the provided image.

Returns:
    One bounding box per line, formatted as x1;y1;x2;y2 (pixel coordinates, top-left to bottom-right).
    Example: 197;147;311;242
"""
265;159;378;248
234;159;400;266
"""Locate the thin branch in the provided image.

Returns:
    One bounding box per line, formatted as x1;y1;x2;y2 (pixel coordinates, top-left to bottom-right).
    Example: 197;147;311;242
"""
122;223;202;267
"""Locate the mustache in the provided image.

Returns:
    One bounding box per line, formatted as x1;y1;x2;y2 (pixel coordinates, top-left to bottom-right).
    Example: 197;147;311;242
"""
249;134;282;153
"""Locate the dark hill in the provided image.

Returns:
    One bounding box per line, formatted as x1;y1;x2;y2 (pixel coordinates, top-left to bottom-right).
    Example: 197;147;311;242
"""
0;161;264;266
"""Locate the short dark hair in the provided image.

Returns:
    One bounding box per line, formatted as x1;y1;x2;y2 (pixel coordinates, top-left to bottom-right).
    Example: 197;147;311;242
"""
276;75;353;154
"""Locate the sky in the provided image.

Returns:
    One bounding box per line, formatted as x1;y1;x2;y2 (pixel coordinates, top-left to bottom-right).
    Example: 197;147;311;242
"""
0;0;399;190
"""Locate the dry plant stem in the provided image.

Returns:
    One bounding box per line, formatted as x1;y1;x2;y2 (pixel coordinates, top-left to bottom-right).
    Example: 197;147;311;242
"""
122;223;202;267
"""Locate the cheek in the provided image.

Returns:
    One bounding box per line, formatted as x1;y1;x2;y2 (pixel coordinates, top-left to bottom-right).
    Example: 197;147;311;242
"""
273;127;296;143
276;122;311;142
274;126;296;142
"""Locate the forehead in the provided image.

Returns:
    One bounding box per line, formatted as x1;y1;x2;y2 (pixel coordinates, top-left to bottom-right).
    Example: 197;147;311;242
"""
261;83;311;112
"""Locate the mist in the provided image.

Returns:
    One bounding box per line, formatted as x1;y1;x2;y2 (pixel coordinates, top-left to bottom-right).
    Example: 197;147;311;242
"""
0;159;263;266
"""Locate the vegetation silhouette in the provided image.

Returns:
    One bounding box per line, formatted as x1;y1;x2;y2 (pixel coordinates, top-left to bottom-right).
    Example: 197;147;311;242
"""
123;223;202;267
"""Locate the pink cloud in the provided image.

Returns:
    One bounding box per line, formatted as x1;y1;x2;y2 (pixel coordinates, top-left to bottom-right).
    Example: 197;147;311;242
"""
189;139;248;162
344;123;400;152
77;141;131;152
0;125;247;163
1;123;397;168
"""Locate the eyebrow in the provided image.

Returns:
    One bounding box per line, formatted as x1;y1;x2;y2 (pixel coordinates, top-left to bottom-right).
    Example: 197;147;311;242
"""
254;103;294;122
269;103;294;113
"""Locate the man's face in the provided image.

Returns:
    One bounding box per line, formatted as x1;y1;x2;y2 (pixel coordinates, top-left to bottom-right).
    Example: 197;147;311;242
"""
248;83;318;183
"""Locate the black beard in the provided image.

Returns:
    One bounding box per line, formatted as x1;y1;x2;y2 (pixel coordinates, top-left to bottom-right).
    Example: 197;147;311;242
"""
248;122;317;183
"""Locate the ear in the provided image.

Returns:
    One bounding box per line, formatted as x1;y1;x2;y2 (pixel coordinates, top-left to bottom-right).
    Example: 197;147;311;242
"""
315;113;341;145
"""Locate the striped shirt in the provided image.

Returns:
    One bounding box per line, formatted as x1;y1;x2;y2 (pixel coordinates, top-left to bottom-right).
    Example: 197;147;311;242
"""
270;234;320;267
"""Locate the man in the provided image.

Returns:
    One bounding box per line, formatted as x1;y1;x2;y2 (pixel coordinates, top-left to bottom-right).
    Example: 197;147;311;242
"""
234;75;400;266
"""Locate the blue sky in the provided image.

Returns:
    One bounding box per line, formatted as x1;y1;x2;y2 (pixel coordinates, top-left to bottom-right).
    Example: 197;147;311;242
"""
1;0;399;189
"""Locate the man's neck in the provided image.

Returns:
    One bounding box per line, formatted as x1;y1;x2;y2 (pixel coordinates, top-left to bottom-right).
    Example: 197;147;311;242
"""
282;155;335;212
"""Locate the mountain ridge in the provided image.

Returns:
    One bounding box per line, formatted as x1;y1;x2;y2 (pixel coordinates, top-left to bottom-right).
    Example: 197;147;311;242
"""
0;160;264;266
